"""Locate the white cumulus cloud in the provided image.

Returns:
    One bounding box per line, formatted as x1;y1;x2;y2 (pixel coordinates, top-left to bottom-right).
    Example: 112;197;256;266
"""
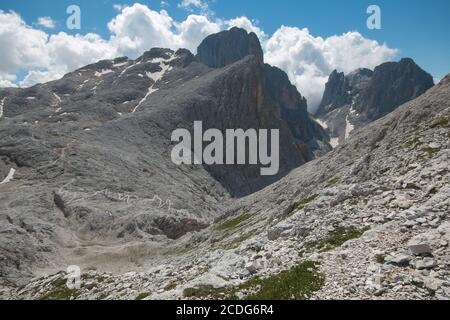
178;0;210;15
108;3;221;54
108;4;178;58
0;72;17;87
47;32;116;71
0;10;116;87
0;11;49;72
0;4;223;87
176;14;221;52
36;16;55;28
225;16;266;40
19;69;63;87
113;4;126;11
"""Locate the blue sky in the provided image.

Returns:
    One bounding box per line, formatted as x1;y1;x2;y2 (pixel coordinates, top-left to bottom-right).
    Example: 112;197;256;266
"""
1;0;449;107
2;0;449;79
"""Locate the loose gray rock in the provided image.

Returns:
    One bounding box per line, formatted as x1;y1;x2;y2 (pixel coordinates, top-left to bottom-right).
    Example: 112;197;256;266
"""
387;254;412;266
415;258;437;270
408;244;432;256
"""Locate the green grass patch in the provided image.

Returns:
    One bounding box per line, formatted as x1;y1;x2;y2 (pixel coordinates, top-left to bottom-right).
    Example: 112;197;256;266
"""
135;292;151;300
223;233;252;250
430;115;450;129
183;261;324;300
405;183;421;190
215;214;252;231
38;277;81;300
245;261;324;300
251;245;263;253
405;136;422;148
98;292;109;300
183;285;226;299
427;187;439;196
325;176;340;187
348;197;360;206
81;274;106;283
422;147;441;158
164;282;177;291
305;226;368;252
291;194;319;212
283;194;320;218
171;247;193;255
399;167;413;176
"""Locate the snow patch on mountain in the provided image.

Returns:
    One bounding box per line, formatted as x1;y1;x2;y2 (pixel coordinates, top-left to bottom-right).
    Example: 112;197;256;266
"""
330;137;339;148
315;118;328;130
132;87;159;113
0;168;16;184
78;79;90;90
52;93;62;103
113;62;129;68
146;63;171;82
119;61;142;78
95;69;114;77
133;56;174;113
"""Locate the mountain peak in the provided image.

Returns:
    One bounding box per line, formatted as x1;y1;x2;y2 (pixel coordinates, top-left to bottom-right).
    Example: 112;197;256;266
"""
399;57;415;64
360;57;435;119
316;70;350;116
141;48;174;61
347;68;373;78
196;27;264;68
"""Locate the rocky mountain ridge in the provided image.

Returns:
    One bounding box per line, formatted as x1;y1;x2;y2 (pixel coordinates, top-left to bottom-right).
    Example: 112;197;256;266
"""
316;58;434;147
